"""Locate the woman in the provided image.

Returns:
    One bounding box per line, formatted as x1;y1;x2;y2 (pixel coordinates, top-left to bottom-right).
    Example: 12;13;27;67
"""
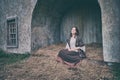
56;27;86;68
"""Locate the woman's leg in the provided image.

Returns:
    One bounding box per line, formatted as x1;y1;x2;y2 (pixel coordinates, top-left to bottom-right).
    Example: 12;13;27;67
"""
57;49;81;67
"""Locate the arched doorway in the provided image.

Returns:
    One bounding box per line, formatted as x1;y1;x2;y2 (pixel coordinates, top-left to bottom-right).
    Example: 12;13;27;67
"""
31;0;102;51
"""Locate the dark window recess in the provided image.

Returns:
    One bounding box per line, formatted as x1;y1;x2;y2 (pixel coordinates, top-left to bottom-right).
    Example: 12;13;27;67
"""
7;17;18;48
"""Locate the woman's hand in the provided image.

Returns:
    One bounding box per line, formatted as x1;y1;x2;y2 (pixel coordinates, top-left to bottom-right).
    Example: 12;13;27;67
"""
68;47;81;51
68;48;76;51
68;48;72;51
66;48;73;51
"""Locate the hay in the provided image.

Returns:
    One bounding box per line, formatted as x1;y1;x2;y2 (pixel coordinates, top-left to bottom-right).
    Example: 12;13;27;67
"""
1;43;113;80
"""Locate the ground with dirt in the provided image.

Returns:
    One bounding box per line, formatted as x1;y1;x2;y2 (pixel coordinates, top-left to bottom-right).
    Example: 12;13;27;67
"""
0;43;114;80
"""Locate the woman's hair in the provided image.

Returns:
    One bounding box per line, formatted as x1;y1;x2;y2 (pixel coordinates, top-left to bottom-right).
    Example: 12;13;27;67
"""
70;27;79;37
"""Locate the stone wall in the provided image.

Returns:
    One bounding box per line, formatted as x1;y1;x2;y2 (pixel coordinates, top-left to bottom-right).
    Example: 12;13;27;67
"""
0;0;103;53
60;1;102;44
98;0;120;62
0;0;37;53
0;1;5;49
31;0;102;50
31;0;63;50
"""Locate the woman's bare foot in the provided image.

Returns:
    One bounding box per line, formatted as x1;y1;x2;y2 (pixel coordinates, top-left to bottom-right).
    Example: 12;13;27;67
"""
56;57;63;63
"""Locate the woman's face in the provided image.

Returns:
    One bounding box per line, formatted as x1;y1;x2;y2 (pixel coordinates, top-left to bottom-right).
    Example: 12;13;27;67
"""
71;27;76;35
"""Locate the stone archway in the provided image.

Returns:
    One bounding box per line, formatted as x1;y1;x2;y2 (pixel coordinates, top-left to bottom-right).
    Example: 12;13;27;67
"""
0;0;119;63
31;0;120;63
31;0;102;51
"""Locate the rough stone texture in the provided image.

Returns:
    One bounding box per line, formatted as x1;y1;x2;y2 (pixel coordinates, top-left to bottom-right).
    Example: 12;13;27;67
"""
31;0;63;50
98;0;120;62
0;1;6;49
0;0;37;53
60;1;102;44
31;0;102;50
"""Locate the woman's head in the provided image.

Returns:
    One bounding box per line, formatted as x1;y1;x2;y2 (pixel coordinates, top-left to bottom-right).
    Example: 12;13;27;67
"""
70;27;79;37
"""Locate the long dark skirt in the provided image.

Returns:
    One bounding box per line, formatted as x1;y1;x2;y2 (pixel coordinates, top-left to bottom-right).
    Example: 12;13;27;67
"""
57;49;85;65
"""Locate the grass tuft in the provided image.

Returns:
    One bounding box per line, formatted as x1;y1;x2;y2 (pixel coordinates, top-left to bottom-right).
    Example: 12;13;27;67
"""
111;63;120;80
0;49;30;66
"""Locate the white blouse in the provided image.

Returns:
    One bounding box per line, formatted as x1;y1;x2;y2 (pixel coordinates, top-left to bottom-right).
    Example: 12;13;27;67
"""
66;37;78;52
70;37;76;49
